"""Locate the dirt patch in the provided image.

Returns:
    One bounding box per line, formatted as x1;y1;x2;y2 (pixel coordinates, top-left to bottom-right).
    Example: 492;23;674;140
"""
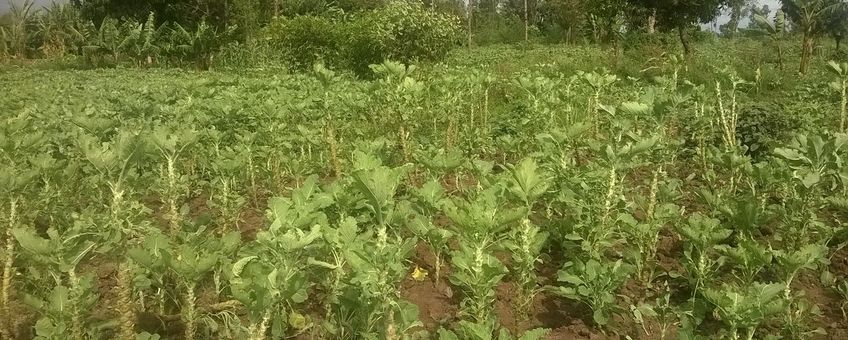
401;278;459;331
238;206;266;240
794;273;848;339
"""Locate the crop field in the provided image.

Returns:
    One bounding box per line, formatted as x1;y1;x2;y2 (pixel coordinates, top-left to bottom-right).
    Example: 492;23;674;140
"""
2;41;848;340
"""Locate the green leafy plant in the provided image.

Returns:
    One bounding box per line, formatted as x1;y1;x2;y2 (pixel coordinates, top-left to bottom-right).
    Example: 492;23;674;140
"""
837;279;848;320
443;182;523;331
502;158;549;320
720;239;773;285
552;258;633;327
437;320;548;340
13;220;98;340
149;126;197;235
676;214;731;299
0;113;46;340
341;156;422;339
171;22;234;70
407;179;453;285
77;130;147;339
703;282;785;340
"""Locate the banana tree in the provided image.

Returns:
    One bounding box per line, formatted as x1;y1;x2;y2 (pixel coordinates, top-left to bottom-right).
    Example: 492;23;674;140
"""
171;22;234;70
35;2;80;58
782;0;848;74
1;0;37;58
81;18;123;64
118;12;165;66
751;11;786;69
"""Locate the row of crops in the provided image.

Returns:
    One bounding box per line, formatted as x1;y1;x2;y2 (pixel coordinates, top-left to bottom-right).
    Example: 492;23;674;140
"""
0;58;847;340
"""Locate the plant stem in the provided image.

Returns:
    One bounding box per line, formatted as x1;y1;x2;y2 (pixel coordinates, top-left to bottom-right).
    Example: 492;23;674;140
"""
117;261;136;339
167;156;180;235
1;198;18;340
434;251;442;287
249;309;272;340
183;282;197;340
325;122;342;178
841;78;847;133
68;269;85;340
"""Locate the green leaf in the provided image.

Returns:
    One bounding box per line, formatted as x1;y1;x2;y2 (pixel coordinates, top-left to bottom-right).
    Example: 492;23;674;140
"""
12;228;53;255
517;328;550;340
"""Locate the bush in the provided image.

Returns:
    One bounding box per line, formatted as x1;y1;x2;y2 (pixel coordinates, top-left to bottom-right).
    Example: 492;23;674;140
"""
264;15;342;70
735;100;804;158
259;1;461;76
345;1;461;76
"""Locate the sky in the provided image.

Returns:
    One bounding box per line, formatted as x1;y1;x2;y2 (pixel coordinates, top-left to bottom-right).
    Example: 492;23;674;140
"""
0;0;64;14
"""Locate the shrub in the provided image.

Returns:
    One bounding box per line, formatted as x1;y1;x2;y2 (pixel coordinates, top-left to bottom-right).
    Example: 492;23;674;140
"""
263;15;342;70
258;1;460;76
344;1;461;76
735;100;804;158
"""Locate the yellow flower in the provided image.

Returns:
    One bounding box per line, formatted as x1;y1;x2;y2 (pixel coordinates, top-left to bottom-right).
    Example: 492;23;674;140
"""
411;265;428;282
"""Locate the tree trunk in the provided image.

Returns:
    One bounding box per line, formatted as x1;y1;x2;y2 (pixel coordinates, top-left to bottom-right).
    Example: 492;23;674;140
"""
800;29;813;75
467;0;473;47
647;9;656;34
776;40;784;70
524;0;529;42
678;26;692;57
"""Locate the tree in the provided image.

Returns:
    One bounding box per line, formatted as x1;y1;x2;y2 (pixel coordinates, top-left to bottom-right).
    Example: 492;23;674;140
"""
721;0;755;36
584;0;627;45
824;3;848;52
781;0;847;74
629;0;728;56
750;9;787;69
1;0;38;58
536;0;583;42
745;4;770;29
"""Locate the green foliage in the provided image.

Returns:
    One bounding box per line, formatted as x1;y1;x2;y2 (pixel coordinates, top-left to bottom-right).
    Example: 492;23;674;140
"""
345;0;462;76
552;258;633;326
257;1;461;75
2;38;848;340
263;15;342;71
704;282;785;340
735;100;806;158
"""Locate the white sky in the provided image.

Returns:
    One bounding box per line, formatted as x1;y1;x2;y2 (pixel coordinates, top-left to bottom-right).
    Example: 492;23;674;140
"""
0;0;64;14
